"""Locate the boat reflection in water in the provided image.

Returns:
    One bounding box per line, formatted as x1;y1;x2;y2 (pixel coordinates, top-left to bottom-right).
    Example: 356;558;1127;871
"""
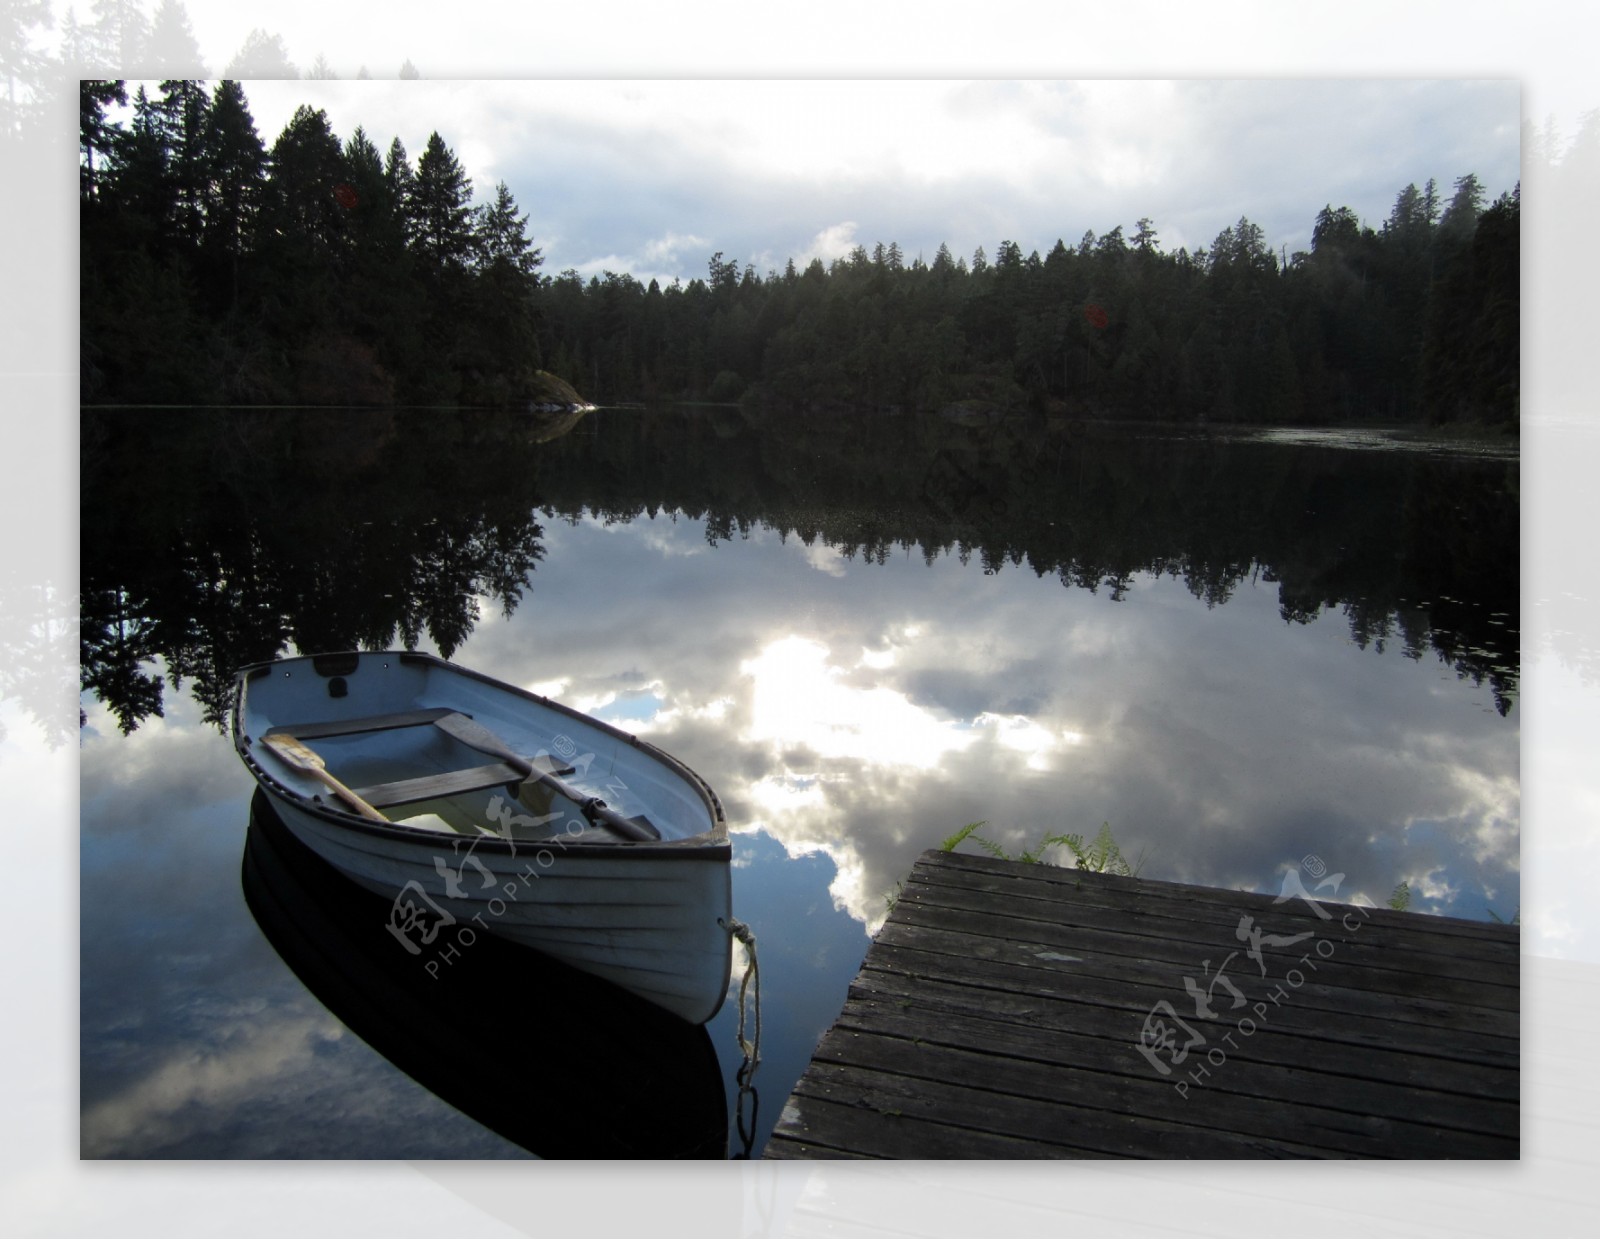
242;790;730;1159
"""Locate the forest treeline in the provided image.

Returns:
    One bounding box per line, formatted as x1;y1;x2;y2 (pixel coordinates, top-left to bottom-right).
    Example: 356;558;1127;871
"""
80;77;1519;425
81;77;545;406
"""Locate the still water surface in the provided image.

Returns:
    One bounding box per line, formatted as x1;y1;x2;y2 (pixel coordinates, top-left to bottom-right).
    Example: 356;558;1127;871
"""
79;407;1518;1158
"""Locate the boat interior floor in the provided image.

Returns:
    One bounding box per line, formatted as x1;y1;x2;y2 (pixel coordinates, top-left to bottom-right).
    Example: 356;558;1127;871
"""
259;709;657;843
262;709;573;808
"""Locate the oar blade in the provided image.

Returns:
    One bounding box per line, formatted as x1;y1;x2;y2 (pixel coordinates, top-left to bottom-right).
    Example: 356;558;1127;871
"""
434;713;660;841
261;732;388;822
433;713;534;776
263;732;326;772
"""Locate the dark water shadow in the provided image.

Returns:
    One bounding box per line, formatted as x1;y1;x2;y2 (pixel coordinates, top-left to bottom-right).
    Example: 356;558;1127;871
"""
241;789;729;1159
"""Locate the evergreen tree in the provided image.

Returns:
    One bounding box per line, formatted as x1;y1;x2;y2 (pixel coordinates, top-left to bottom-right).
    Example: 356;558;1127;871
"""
409;131;475;273
708;250;740;294
1310;205;1361;255
474;180;542;276
1383;182;1432;251
262;104;347;258
109;85;176;243
1419;187;1518;426
384;135;414;214
1439;173;1485;241
340;125;393;247
198;79;266;311
1421;177;1441;229
156;79;210;246
79;78;127;200
1095;225;1127;259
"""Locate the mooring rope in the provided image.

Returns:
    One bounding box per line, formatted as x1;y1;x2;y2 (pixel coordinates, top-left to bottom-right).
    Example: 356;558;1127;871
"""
721;915;762;1157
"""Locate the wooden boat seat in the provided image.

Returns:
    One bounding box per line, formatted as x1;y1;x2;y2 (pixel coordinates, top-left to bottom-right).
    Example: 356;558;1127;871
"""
348;751;578;811
263;709;595;824
351;761;529;809
263;707;457;742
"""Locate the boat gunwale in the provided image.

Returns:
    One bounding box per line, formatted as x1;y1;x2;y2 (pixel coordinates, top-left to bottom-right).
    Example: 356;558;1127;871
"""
231;649;731;862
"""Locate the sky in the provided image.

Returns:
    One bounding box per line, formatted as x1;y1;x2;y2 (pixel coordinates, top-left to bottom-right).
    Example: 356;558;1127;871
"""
211;77;1525;290
9;0;1600;1234
94;0;1587;297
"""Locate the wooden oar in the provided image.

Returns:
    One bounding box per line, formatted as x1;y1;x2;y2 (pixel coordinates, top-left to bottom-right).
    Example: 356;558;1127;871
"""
433;713;661;841
262;733;389;823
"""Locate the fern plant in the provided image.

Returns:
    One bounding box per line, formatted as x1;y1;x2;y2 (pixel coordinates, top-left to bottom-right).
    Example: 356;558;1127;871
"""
1388;881;1412;912
1058;822;1141;876
941;819;1144;876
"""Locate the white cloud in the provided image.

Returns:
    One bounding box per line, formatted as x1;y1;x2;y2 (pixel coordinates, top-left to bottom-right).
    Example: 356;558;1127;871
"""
80;1011;343;1158
642;230;711;267
802;541;850;577
797;221;860;267
741;634;974;770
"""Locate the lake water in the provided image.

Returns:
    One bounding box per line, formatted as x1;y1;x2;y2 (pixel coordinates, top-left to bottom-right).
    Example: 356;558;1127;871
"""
78;406;1519;1158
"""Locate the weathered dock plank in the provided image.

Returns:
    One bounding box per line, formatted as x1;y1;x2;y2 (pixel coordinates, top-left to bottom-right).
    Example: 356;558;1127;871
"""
765;850;1520;1160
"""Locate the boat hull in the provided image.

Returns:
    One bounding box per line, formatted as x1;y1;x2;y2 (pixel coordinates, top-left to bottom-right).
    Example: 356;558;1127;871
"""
233;650;734;1025
243;789;730;1157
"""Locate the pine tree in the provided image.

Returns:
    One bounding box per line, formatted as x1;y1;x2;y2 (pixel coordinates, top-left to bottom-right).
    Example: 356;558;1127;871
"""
340;125;387;237
474;180;541;276
199;79;266;308
1383;183;1432;251
263;104;347;258
384;136;414;216
409;131;475;273
110;85;175;243
1310;205;1361;255
1439;173;1485;241
79;79;128;200
156;79;210;247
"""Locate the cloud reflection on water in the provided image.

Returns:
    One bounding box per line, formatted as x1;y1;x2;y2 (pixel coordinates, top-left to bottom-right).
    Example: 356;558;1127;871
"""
457;507;1518;933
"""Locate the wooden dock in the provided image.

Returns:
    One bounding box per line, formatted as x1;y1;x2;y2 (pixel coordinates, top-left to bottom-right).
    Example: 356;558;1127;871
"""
765;849;1519;1159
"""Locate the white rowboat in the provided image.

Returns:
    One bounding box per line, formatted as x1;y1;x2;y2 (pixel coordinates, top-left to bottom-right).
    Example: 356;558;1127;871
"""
232;650;733;1024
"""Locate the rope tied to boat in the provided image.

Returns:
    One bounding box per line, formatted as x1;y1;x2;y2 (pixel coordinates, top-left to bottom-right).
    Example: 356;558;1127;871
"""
722;915;761;1157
